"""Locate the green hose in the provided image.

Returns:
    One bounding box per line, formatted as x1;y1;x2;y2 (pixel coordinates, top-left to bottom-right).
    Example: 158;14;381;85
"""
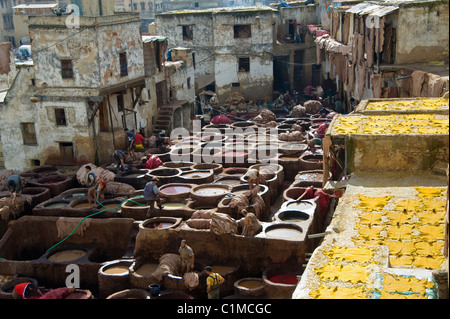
45;197;148;254
0;197;149;260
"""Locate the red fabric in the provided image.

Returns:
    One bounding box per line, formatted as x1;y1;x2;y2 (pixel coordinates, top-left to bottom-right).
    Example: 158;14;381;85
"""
314;189;331;211
134;133;145;146
211;115;232;125
39;287;71;299
144;155;162;169
302;186;315;199
315;123;330;139
14;282;29;298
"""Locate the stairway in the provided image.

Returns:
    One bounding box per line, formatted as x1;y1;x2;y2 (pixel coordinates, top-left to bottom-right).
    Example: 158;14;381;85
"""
151;101;187;136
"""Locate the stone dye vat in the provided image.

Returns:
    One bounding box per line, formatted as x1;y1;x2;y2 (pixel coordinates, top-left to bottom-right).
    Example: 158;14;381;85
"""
263;223;305;241
191;163;223;175
129;260;160;289
162;161;195;171
106;289;150;299
213;175;242;186
120;197;151;220
0;216;134;293
147;168;182;184
262;264;303;299
159;183;193;201
299;153;323;171
190;184;232;204
178;170;215;184
233;277;265;297
25;173;74;197
98;259;134;298
114;169;151;189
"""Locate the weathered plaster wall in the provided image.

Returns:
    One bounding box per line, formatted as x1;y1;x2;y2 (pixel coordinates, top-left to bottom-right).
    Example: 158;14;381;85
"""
98;21;145;87
395;1;449;64
154;12;215;76
213;9;275;100
0;66;93;171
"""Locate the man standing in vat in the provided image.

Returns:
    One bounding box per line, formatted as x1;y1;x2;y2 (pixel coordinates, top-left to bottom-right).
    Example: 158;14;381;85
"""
245;169;260;190
205;266;225;299
178;239;195;273
144;177;164;219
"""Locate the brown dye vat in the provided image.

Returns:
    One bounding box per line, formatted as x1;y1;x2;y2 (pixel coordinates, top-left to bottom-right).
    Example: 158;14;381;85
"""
48;249;87;262
135;263;159;276
283;187;307;202
44;202;69;208
264;224;304;241
283;200;316;213
72;202;94;209
120;197;150;220
159;183;193;201
179;170;214;184
262;264;302;299
162;161;194;169
106;289;149;299
103;265;129;275
299;154;323;170
191;184;231;204
144;222;174;229
234;277;265;296
98;259;133;298
275;210;310;224
192;163;223;175
214;176;242;186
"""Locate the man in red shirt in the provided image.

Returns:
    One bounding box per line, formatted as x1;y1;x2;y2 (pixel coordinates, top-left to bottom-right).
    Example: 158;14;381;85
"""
134;132;145;150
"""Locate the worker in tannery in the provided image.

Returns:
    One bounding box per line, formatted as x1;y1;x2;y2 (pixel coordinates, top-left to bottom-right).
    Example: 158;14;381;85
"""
178;239;195;273
144;177;164;219
205;266;225;299
6;174;24;204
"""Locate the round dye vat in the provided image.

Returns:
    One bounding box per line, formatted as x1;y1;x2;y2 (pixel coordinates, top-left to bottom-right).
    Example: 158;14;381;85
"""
265;224;303;240
161;185;191;195
181;172;211;179
135;263;159;276
162;202;185;210
210;265;235;275
238;280;262;289
194;188;229;197
48;250;86;262
145;222;174;229
103;265;130;275
277;210;310;223
285;200;315;211
99;203;121;210
72;202;94;209
268;273;300;285
279;156;300;161
45;202;69;208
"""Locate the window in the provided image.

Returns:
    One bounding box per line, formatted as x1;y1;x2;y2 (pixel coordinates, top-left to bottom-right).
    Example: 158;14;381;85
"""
140;2;145;10
232;82;240;87
21;123;37;145
192;52;196;69
238;57;250;72
61;59;73;79
117;94;124;112
187;77;191;89
182;25;193;41
119;52;128;77
55;108;67;126
234;25;251;39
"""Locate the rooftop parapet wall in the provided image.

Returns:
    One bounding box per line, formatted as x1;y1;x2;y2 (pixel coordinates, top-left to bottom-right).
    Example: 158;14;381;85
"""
327;98;449;174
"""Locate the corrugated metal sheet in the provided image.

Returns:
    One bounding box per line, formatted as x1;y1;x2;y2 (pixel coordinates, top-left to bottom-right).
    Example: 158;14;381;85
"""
142;36;167;44
346;2;398;17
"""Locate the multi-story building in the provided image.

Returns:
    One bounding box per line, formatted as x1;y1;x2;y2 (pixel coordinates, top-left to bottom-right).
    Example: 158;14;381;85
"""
313;0;449;111
155;3;321;100
0;0;195;171
155;6;277;101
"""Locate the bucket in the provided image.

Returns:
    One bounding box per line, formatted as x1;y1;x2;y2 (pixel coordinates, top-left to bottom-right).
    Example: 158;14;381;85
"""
149;284;160;296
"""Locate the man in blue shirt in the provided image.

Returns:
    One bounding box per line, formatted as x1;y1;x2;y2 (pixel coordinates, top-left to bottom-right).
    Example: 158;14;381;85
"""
144;177;164;218
124;128;135;152
6;174;24;204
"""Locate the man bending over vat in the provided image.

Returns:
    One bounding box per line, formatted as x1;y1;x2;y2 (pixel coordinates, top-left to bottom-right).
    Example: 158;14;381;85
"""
245;169;260;190
6;174;23;204
179;239;195;273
